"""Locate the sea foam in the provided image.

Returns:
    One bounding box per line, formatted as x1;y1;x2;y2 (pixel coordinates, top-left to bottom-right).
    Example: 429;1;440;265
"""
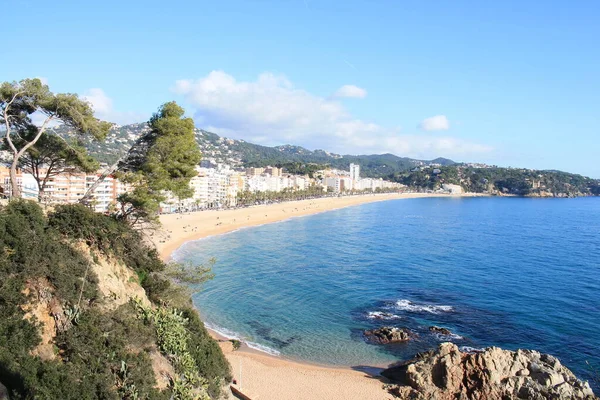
432;332;464;340
395;299;454;314
205;322;281;356
366;311;402;320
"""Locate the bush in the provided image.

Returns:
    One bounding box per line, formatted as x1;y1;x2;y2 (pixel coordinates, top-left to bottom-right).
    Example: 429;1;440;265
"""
0;202;231;399
48;204;165;295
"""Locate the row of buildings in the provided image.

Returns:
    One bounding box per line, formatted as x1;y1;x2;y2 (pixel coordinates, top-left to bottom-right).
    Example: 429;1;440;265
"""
0;162;404;213
0;167;130;213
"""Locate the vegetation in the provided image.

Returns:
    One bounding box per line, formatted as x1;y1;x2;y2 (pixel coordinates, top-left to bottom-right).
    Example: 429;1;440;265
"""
236;185;327;205
233;143;453;178
50;122;453;180
0;78;110;197
390;165;600;196
0;201;231;399
106;102;202;225
271;162;325;178
17;133;99;201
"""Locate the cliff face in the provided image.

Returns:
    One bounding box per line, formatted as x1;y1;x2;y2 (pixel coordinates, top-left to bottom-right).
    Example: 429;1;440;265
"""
383;343;596;400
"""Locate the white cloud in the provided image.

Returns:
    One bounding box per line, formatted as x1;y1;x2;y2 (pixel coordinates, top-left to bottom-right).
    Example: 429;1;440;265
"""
333;84;367;99
82;88;113;115
419;115;450;131
81;88;146;125
173;71;491;160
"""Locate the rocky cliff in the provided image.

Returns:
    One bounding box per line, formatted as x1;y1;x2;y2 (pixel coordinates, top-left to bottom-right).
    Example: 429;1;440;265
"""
383;343;596;400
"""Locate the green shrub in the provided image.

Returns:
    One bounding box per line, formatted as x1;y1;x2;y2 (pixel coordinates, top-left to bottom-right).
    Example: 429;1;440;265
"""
0;202;231;399
48;204;165;295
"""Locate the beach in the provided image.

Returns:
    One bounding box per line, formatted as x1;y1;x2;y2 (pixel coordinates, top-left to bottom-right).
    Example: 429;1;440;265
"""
154;192;481;260
152;192;481;400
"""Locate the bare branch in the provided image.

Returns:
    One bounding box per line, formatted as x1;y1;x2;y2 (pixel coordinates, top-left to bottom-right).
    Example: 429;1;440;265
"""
15;114;55;159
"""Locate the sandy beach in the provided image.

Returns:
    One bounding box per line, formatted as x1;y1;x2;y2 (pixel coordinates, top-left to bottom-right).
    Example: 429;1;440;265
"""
154;192;481;260
152;192;482;400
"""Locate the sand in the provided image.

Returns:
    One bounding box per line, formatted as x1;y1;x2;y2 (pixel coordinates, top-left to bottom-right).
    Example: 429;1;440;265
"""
151;192;483;400
154;192;482;260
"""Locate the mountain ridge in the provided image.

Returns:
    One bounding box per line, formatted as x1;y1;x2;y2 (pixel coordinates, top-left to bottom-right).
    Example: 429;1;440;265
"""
48;123;455;178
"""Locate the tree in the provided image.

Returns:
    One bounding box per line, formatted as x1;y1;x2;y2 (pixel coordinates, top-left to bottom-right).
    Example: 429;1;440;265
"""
16;133;99;201
0;78;110;198
115;102;201;224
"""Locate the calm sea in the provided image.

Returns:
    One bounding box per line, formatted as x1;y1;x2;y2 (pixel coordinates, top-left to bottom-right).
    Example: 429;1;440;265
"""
174;197;600;385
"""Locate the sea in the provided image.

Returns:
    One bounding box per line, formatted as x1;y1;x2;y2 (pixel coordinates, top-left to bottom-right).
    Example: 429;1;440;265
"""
173;197;600;386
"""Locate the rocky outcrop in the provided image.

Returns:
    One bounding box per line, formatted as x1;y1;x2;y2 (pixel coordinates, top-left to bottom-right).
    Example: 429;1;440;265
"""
364;327;414;344
429;326;452;335
73;242;151;310
382;343;596;399
21;278;69;361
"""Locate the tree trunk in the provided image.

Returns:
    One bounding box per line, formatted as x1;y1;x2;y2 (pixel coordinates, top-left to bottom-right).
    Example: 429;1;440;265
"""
78;160;119;205
9;157;21;198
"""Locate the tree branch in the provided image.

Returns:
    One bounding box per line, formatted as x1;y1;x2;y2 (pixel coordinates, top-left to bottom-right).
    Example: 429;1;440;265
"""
15;114;55;159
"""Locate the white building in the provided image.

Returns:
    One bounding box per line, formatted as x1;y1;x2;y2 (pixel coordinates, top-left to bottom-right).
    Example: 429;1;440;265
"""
323;177;353;193
350;163;360;181
0;170;39;199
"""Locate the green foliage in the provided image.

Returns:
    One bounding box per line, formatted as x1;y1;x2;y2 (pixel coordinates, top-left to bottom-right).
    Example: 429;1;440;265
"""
272;162;325;178
391;165;600;197
117;102;202;224
0;200;97;306
17;133;99;200
180;308;232;395
55;305;165;400
0;202;165;399
165;258;216;287
135;300;227;400
0;201;230;400
1;78;110;198
49;121;454;181
48;204;164;281
236;184;326;206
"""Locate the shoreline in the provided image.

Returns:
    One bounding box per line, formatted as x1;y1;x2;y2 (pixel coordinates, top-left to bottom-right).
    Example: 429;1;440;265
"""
151;192;486;400
154;192;485;261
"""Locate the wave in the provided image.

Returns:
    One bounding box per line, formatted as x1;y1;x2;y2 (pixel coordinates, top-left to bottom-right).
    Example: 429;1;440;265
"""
205;322;281;356
459;346;484;353
394;299;454;314
432;332;464;340
246;341;281;356
366;311;402;320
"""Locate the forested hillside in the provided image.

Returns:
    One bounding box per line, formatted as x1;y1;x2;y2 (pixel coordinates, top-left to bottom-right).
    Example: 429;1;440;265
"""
391;165;600;197
48;123;454;178
0;201;231;399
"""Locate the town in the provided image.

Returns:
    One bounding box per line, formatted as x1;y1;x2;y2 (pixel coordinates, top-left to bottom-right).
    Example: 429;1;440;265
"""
0;162;405;213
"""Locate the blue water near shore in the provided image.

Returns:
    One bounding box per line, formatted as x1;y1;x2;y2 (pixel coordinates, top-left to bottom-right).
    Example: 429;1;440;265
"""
175;197;600;385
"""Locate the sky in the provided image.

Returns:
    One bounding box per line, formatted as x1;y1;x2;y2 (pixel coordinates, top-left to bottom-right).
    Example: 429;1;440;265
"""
4;0;600;177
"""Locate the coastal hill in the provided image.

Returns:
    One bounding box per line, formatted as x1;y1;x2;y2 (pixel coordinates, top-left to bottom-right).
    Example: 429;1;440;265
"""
48;123;455;178
48;123;600;197
0;201;231;399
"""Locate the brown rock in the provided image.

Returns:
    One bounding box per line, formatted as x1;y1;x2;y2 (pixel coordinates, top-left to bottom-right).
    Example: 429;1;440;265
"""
364;327;414;344
383;343;596;400
428;326;452;335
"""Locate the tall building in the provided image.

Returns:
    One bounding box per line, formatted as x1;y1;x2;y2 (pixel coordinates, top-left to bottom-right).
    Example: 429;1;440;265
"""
350;163;360;180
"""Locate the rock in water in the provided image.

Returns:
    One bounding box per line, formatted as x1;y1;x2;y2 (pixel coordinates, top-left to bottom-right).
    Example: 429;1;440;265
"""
364;327;414;344
429;326;453;335
382;342;596;399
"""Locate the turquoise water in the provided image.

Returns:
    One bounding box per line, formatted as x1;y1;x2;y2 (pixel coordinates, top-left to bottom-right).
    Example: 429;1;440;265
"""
174;197;600;384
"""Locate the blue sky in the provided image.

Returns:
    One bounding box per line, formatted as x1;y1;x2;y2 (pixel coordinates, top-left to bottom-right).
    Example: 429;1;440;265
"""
4;0;600;177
